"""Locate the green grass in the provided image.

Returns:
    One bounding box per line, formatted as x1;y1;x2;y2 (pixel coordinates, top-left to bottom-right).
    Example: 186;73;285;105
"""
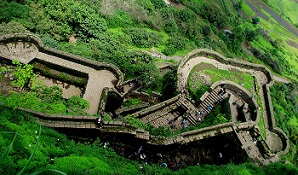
250;36;274;52
241;1;255;17
256;89;266;139
264;0;298;24
188;63;255;91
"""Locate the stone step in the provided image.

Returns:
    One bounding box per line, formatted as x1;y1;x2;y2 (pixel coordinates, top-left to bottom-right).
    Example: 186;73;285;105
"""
187;115;197;126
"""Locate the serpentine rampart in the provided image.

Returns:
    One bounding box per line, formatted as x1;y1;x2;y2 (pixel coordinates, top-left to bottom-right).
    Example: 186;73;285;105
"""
0;34;289;165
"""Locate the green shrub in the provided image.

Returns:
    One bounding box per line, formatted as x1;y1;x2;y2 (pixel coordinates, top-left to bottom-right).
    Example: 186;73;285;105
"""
163;35;188;55
0;1;30;23
50;155;112;175
199;2;227;28
122;99;142;107
164;20;178;34
71;4;107;40
124;28;162;48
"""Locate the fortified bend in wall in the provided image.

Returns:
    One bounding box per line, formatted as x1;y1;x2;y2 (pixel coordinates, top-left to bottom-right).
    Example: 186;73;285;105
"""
0;34;289;165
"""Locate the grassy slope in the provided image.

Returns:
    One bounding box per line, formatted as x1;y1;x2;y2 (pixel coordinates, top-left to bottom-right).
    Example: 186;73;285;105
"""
240;1;298;80
1;105;297;174
264;0;298;24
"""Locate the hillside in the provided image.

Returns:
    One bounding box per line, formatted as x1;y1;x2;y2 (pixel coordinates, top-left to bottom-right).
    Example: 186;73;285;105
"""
0;0;298;174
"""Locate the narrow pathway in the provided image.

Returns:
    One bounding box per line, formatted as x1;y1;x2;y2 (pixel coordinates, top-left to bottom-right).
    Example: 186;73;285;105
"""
273;75;291;84
36;52;117;114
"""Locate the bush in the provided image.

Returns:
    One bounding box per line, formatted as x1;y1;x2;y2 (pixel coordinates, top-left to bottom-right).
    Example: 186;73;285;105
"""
202;25;211;36
161;68;178;100
124;28;162;48
50;155;112;174
71;4;107;40
163;35;188;55
0;1;30;23
199;2;227;28
164;20;178;34
0;21;28;35
122;99;142;107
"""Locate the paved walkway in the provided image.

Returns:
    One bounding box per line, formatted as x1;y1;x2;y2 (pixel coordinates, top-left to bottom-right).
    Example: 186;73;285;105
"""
36;52;117;114
273;75;291;84
0;41;118;114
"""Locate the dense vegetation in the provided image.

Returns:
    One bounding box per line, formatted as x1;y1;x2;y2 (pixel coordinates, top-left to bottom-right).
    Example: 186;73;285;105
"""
1;106;298;175
0;60;89;115
1;0;298;173
271;82;298;165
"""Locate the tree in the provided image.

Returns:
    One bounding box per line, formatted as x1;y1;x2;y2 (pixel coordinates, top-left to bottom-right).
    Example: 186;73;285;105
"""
161;68;178;100
234;0;243;10
202;25;211;36
71;4;107;40
252;17;260;24
3;60;36;90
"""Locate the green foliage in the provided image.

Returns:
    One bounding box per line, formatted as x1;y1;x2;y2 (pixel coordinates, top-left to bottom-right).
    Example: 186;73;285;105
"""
199;2;227;28
161;68;178;100
244;27;259;42
123;116;172;137
252;17;260;24
202;25;211;36
49;155;111;174
70;4;107;40
0;21;28;35
175;8;197;23
122;99;142;107
234;0;243;11
271;82;298;165
264;162;298;175
124;28;162;48
201;103;229;127
164;20;178;34
150;0;167;9
0;80;89;115
0;1;30;23
0;60;36;89
145;124;172;137
65;96;90;114
163;35;188;55
222;24;245;53
106;11;134;28
0;106;142;174
123;115;146;128
188;85;209;103
40;34;61;49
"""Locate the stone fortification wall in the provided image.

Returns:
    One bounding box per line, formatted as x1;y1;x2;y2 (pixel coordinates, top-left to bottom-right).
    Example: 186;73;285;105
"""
177;48;289;159
16;106;150;140
210;80;259;122
0;33;124;86
115;104;149;116
128;91;161;104
132;94;181;118
177;49;274;92
263;84;290;155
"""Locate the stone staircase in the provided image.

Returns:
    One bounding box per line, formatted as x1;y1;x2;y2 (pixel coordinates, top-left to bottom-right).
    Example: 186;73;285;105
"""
187;89;225;125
